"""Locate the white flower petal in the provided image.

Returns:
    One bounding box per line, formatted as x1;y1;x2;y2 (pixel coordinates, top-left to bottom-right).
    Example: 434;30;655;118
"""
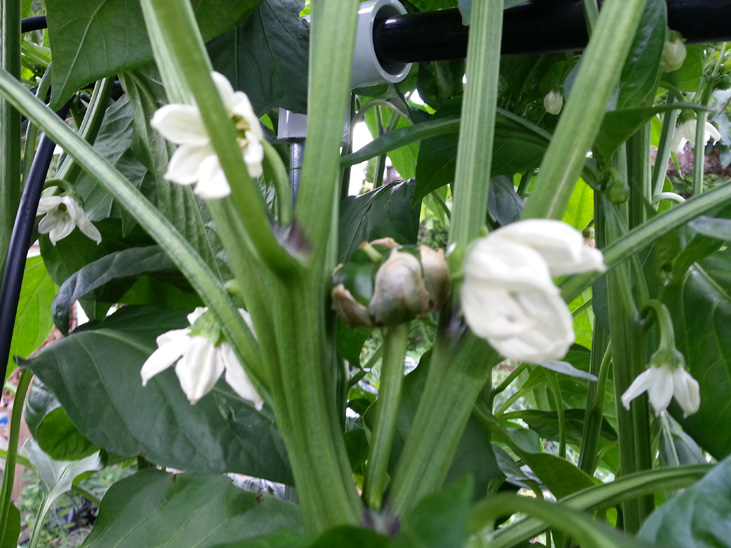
174;336;224;403
621;369;655;410
647;367;674;415
151;104;209;146
704;121;722;146
220;344;264;410
196;155;231;199
211;71;237;113
36;196;64;215
672;367;700;417
48;217;76;245
141;333;190;386
187;307;208;325
165;144;215;185
243;138;264;179
461;280;535;339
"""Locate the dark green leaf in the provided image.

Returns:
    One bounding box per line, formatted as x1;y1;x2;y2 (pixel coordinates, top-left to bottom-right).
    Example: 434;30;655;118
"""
510;409;617;447
520;453;596;499
392;476;473;548
689;216;731;241
639;456;731;547
617;0;666;108
662;246;731;459
21;306;293;482
336;322;373;366
595;102;710;158
212;531;306;548
338;180;421;262
417;60;465;109
25;377;99;461
81;470;303;548
46;0;262;108
0;504;20;548
344;428;369;471
7;257;56;380
209;0;309;115
658;414;706;468
307;526;390;548
487;176;523;227
51;245;187;334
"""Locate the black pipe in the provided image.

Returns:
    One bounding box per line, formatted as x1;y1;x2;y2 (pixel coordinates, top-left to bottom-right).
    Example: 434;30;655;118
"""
21;15;47;34
374;0;731;65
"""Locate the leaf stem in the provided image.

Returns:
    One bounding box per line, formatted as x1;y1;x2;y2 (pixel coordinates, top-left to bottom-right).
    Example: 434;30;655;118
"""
364;323;410;511
651;95;678;197
262;140;293;226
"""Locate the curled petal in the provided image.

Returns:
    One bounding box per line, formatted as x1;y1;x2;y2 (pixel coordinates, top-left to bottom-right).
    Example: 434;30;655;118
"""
647;368;674;415
672;367;700;417
196;155;231;199
461;280;535;339
243;137;264;179
621;369;656;410
36;196;64;215
211;71;238;113
175;336;224;403
140;330;191;386
47;217;76;246
151;104;209;146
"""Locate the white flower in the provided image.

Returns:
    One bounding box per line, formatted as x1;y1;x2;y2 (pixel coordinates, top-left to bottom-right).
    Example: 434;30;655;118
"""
150;72;264;199
461;220;606;362
670;119;722;155
543;90;563;115
36;195;101;246
621;362;700;417
140;307;263;409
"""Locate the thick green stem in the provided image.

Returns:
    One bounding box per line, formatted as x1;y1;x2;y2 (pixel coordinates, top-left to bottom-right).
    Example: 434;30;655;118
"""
0;0;21;285
364;323;410;511
626;124;651;229
522;0;648;220
578;338;611;475
295;0;359;266
448;0;502;246
0;370;31;543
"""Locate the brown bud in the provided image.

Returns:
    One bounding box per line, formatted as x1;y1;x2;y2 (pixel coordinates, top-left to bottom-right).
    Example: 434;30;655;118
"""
369;249;430;325
331;284;373;327
419;245;451;310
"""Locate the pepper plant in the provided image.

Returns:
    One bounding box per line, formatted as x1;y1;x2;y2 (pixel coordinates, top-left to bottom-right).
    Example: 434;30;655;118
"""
1;0;731;546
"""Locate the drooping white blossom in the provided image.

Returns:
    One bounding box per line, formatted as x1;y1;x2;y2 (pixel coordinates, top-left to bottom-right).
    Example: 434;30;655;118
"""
670;119;722;155
150;72;264;199
141;307;263;409
461;220;606;362
36;195;101;246
621;361;700;417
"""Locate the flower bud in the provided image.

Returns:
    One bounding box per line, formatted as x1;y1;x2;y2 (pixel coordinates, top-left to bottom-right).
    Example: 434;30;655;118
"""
419;245;451;310
543;90;563;115
660;35;686;73
332;283;374;327
369;249;430;326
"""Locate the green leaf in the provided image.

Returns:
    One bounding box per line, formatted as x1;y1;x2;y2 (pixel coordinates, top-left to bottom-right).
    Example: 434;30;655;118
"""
24;439;103;546
520;453;597;499
616;0;666;108
336;322;373;366
662;246;731;459
46;0;262;108
307;527;390;548
81;470;303;548
21;306;293;482
639;456;731;547
51;245;190;334
487;176;523;227
595;102;709;158
688;216;731;241
364;112;420;180
208;0;309;115
662;44;704;93
338;180;421;262
7;257;56;380
561;180;594;231
392;476;473;548
25;377;99;461
510;409;617;447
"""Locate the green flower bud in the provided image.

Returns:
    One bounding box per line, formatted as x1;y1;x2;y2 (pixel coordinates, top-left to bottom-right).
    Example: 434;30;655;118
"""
606;168;630;204
660;34;686;73
543;90;563;115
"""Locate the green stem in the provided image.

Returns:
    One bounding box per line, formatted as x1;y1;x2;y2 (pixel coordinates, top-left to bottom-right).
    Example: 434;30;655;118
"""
641;300;676;351
430;190;452;220
578;339;611;475
262;140;293;226
560;179;731;301
483;464;709;548
0;370;31;542
71;485;102;508
55;76;114;185
651;95;678;197
0;68;262;390
547;374;567;459
448;0;503;246
143;0;297;275
581;0;600;33
626;123;651;229
488;363;526;408
295;0;359;266
364;323;410;511
692;110;708;196
522;0;648;220
22;66;52;185
0;0;22;285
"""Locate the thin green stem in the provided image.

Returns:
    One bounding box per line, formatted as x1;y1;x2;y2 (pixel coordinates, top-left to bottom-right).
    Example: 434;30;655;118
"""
692;110;708;196
429;191;451;220
22;67;52;185
581;0;600;34
641;300;676;350
55;76;114;185
488;363;526;408
560;179;731;301
71;485;101;508
364;323;410;511
448;0;503;246
262;140;293;226
522;0;648;220
0;370;31;542
0;0;22;285
144;0;297;275
547;374;567;459
627;123;651;229
651;95;678;197
578;338;611;475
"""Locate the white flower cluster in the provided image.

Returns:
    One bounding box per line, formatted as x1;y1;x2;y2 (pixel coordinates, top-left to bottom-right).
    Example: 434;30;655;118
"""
151;72;264;199
141;307;263;409
36;195;101;246
670;119;722;155
461;220;605;362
